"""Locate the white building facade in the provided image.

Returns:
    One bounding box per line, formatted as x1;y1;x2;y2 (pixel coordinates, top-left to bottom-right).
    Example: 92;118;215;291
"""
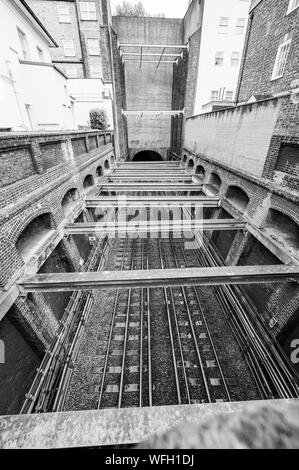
27;0;114;130
190;0;251;114
0;0;76;131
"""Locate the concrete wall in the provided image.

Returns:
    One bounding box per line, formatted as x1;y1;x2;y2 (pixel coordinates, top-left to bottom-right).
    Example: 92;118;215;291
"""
112;16;182;157
184;98;281;177
181;0;203;44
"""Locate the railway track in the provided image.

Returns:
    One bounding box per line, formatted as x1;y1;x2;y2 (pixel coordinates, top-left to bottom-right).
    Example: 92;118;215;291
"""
97;235;233;409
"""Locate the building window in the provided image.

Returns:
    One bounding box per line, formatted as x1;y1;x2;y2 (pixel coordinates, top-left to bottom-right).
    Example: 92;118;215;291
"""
67;65;78;78
87;39;100;55
17;28;30;60
37;46;44;62
211;90;219;101
57;4;71;23
91;64;102;78
231;51;240;67
236;18;246;35
225;90;234;101
80;2;97;20
63;40;75;57
271;38;292;80
218;17;229;34
215;51;224;66
287;0;299;14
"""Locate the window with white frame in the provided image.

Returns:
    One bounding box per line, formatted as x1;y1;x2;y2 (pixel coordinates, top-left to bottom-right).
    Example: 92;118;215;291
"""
17;28;30;60
215;51;224;66
80;2;97;20
67;65;78;78
57;4;71;23
218;17;229;34
91;64;102;78
63;39;75;57
271;38;292;80
231;51;240;67
236;18;246;34
87;39;100;55
225;90;234;101
211;90;219;101
287;0;299;14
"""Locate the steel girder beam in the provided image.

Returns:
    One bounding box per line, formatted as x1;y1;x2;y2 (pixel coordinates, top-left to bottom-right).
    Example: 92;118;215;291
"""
85;196;220;208
64;219;246;235
97;184;202;192
107;177;193;182
117;164;180;168
19;265;299;293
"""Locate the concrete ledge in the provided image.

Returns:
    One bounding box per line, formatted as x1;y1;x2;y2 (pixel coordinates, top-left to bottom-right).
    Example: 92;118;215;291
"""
0;399;298;449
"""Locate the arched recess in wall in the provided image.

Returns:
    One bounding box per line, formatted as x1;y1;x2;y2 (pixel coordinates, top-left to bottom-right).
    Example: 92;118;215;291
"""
104;159;110;171
263;209;299;253
187;159;195;172
16;213;53;262
195;165;206;181
110;155;115;166
96;166;103;177
183;155;187;164
208;172;222;193
61;188;79;216
132;151;163;162
83;175;94;189
226;185;250;212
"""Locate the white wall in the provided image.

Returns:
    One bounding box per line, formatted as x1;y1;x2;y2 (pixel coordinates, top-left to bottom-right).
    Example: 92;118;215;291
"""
0;0;76;131
20;63;75;130
193;0;250;114
185;99;281;178
68;79;114;129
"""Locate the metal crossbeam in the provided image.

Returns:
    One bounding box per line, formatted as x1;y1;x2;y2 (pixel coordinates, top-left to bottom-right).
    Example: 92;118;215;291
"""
97;184;202;192
64;219;246;235
122;110;184;116
107;176;192;182
123;52;180;57
66;219;245;235
19;265;299;293
112;172;186;176
85;196;219;208
125;60;176;64
119;43;188;49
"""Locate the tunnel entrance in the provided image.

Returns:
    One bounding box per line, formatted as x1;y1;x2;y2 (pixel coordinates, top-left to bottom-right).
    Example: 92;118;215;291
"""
132;151;163;162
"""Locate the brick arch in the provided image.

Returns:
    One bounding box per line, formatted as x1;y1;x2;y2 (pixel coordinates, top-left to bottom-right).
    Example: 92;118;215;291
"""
187;157;195;169
209;168;222;180
58;182;81;205
224;181;253;200
267;202;299;226
225;183;251;199
9;207;56;243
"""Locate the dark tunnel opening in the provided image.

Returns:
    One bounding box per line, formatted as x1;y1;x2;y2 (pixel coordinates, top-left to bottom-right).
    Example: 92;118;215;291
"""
132;151;163;162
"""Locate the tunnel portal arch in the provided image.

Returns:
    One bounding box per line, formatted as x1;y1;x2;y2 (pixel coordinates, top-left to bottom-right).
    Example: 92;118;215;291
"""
132;151;163;162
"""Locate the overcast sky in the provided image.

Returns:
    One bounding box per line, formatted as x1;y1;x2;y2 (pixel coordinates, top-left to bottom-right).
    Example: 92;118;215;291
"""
110;0;189;18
